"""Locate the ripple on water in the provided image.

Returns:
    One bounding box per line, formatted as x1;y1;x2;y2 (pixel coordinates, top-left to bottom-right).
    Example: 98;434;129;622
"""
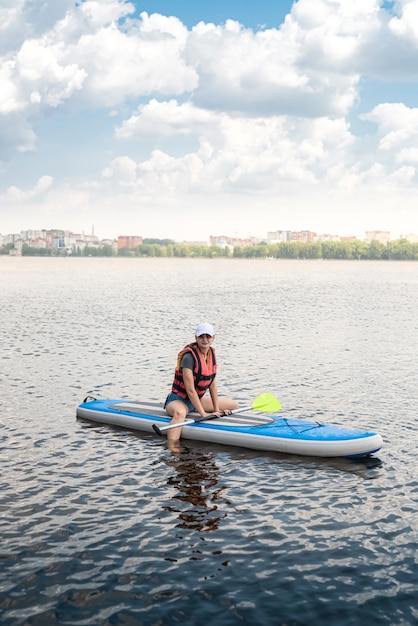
2;258;418;625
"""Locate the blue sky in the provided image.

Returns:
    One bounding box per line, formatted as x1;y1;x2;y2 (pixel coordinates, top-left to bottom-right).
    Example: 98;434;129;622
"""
1;0;418;241
134;0;291;30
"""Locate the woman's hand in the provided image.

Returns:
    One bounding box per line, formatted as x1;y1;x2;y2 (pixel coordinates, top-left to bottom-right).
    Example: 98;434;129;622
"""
200;410;223;418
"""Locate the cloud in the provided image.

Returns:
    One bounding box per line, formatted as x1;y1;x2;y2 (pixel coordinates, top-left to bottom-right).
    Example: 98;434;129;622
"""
115;99;218;138
0;112;37;156
4;175;53;199
362;102;418;147
360;103;418;182
113;104;355;194
2;1;417;122
17;40;87;108
102;156;138;183
389;0;418;43
0;0;411;124
0;1;79;56
187;15;359;117
0;2;196;120
2;0;418;240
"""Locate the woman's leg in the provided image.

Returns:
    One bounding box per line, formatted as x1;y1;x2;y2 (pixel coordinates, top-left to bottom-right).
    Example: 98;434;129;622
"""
165;399;189;445
201;396;239;412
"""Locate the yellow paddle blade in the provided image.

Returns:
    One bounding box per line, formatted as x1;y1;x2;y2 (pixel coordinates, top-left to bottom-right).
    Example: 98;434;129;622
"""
252;393;281;412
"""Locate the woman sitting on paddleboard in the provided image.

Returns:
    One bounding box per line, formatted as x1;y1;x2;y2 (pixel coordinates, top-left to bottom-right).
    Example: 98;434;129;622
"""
165;323;239;446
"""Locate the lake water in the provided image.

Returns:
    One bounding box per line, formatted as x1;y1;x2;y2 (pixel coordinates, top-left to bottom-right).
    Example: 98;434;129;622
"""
1;256;418;625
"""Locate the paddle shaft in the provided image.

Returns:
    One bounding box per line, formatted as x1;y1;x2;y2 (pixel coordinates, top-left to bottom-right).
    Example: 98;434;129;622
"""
152;405;252;436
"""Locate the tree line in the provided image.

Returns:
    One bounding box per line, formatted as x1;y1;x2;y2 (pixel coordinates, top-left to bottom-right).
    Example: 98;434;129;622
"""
84;239;418;260
233;239;418;260
2;238;418;260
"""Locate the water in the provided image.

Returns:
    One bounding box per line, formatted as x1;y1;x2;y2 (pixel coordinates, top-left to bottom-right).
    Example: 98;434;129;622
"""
1;257;418;625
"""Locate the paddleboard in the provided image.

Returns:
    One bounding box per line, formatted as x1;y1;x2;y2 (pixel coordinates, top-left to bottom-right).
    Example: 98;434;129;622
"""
76;397;383;458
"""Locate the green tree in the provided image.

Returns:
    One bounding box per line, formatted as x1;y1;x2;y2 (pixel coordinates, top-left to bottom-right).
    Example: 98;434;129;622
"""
117;247;131;256
22;244;49;256
368;240;385;260
277;242;299;258
386;239;414;260
1;243;16;255
300;242;322;259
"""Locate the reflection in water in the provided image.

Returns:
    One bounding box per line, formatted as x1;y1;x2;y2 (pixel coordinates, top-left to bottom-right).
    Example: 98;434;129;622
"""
163;447;227;533
347;455;383;474
304;453;384;479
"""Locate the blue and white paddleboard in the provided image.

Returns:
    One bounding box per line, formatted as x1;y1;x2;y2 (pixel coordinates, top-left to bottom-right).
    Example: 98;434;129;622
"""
76;398;383;458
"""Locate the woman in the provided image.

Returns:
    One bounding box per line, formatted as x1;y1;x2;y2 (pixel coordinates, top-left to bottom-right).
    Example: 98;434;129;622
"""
165;322;239;446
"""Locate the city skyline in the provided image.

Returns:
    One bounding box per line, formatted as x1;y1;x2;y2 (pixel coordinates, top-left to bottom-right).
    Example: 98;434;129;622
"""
1;2;418;240
3;225;418;249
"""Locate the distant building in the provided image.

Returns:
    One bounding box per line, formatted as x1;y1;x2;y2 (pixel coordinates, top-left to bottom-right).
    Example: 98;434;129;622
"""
117;235;143;249
210;235;254;247
3;233;18;246
267;230;292;243
317;234;342;242
291;230;317;243
20;230;44;241
401;233;418;243
267;230;317;243
52;236;65;249
9;239;23;256
365;231;390;245
180;240;209;246
33;238;48;249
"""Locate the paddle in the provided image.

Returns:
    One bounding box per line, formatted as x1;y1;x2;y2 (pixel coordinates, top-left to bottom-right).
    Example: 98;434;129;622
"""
152;392;281;436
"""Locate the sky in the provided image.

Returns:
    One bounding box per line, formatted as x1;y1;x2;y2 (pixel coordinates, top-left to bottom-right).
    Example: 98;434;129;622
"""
1;0;418;242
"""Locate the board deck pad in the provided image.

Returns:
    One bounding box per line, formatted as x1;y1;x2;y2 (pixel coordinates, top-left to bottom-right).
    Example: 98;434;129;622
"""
108;401;276;427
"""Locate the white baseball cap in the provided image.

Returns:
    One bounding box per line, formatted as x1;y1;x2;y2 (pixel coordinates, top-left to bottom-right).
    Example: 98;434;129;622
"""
195;322;215;337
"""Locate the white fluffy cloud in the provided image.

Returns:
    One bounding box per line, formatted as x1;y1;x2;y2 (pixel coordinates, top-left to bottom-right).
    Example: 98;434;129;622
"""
2;0;418;239
3;0;416;121
115;99;219;138
5;174;52;199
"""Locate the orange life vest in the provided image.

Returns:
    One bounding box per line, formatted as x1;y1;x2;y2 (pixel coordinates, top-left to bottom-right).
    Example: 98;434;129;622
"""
172;344;217;399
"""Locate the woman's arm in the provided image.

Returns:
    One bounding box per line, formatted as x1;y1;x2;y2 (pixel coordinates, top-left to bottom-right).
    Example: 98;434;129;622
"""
182;367;209;417
208;378;220;413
